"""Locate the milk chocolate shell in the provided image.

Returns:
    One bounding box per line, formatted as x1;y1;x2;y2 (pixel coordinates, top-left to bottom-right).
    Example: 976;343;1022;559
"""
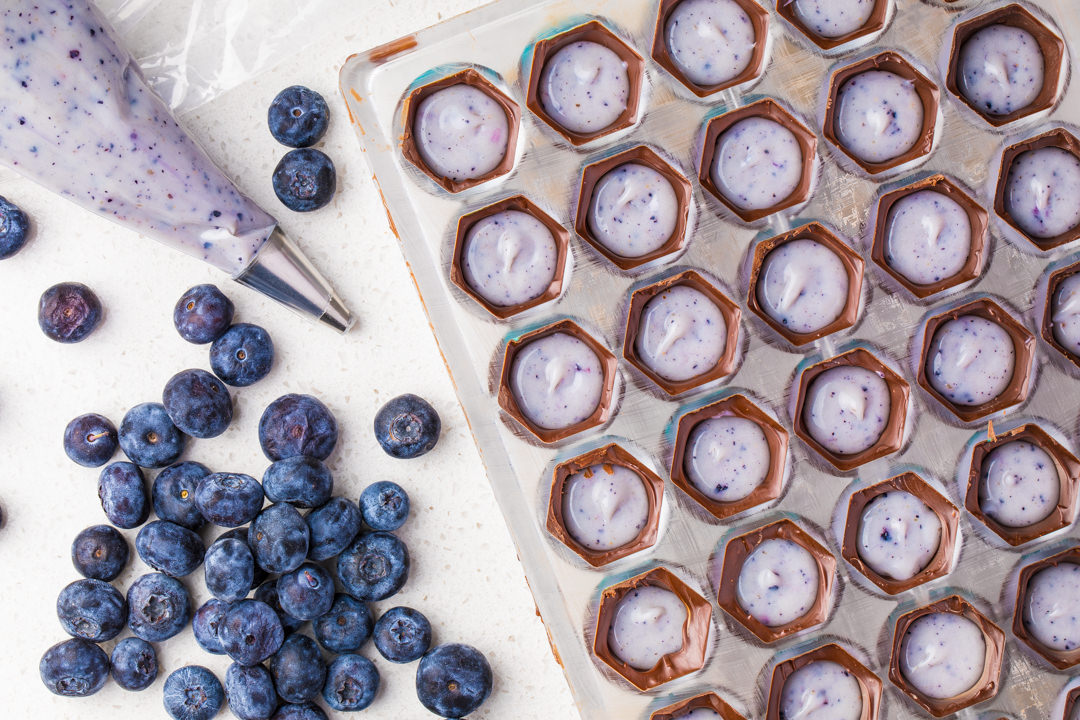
1042;259;1080;369
546;444;665;567
765;643;883;720
716;518;836;643
1014;546;1080;669
592;566;712;691
651;691;745;720
401;68;520;193
842;473;960;594
776;0;890;51
965;423;1080;546
1066;686;1080;720
623;270;742;395
889;595;1006;717
995;128;1080;251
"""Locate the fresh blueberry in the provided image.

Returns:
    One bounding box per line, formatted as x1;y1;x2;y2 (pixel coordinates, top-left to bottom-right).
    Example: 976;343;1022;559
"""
71;524;129;581
313;593;373;654
110;637;158;691
195;472;264;528
416;643;493;718
277;563;335;621
203;537;255;602
225;662;277;720
262;456;333;508
216;526;268;589
119;402;186;469
268;86;330;148
127;572;191;642
259;393;338;462
39;638;110;697
270;634;327;704
254;579;305;635
152;462;210;530
38;282;102;343
136;520;205;577
220;599;285;666
174;284;234;344
193;598;230;655
272;704;328;720
162;369;233;439
359;480;410;531
249;503;309;574
374;394;440;459
273;149;336;212
305;496;362;561
210;323;274;387
374;606;432;664
336;531;410;601
163;665;224;720
322;654;379;712
98;461;150;529
56;578;127;642
0;195;30;259
63;413;118;467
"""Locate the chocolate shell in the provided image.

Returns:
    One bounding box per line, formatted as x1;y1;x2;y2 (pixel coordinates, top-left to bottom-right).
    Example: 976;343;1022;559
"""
1041;259;1080;369
765;642;882;720
651;691;745;720
994;128;1080;251
1013;546;1080;669
776;0;890;51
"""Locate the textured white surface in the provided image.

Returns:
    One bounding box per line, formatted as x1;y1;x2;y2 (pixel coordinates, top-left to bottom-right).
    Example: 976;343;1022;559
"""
0;1;577;718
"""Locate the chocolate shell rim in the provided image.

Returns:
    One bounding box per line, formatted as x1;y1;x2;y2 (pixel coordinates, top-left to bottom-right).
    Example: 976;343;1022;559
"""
765;642;883;720
1041;259;1080;369
994;128;1080;251
775;0;891;51
1013;546;1080;669
649;691;746;720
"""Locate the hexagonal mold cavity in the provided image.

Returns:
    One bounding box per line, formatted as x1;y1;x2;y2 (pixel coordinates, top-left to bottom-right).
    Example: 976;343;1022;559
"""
889;595;1006;717
716;518;836;643
545;444;664;567
1041;259;1080;369
698;98;818;223
400;68;521;193
575;145;693;270
765;643;883;720
793;348;910;472
946;4;1066;127
450;196;570;319
1014;546;1080;669
592;566;712;690
496;319;618;444
994;128;1080;251
1065;685;1080;720
747;222;864;345
842;473;960;594
669;394;788;520
526;20;645;146
871;174;989;299
623;270;741;395
965;423;1080;546
916;298;1035;422
651;0;770;97
824;51;941;175
651;691;745;720
776;0;890;51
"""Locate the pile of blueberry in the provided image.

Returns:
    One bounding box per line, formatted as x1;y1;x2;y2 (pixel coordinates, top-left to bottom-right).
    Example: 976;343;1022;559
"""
268;86;336;213
40;282;492;719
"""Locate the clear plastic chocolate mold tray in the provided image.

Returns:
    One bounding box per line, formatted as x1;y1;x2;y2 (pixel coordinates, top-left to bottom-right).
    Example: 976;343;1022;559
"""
340;1;1080;717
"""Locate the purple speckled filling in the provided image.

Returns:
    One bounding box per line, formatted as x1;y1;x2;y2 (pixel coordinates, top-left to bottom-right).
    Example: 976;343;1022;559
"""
958;24;1044;116
736;538;819;627
780;660;863;720
538;40;629;135
835;69;924;164
665;0;756;87
792;0;875;39
926;315;1015;407
1023;562;1080;651
900;612;985;699
978;439;1059;528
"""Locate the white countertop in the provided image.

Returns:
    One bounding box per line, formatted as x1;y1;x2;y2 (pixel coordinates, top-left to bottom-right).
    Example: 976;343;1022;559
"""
0;1;578;717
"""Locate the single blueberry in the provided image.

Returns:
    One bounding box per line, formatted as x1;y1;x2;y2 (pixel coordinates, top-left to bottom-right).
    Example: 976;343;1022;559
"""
119;402;186;468
322;654;379;712
313;593;373;654
270;634;327;704
277;563;335;621
220;599;285;666
98;461;150;529
272;148;336;212
262;456;333;508
416;643;493;718
152;462;210;530
71;524;129;581
163;665;224;720
0;195;30;259
210;323;274;387
374;393;440;459
126;572;191;642
374;606;432;664
39;638;110;697
63;413;118;467
254;579;305;635
173;284;234;344
38;282;102;343
162;369;233;439
272;703;329;720
359;480;411;531
336;531;410;601
192;598;230;655
203;537;255;602
225;662;277;720
305;496;362;562
56;578;127;642
216;526;268;589
194;472;264;528
136;520;205;577
268;85;330;148
259;393;338;461
110;637;158;691
249;503;309;574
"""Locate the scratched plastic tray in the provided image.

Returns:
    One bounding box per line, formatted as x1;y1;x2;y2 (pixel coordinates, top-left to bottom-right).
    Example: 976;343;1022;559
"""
341;1;1080;717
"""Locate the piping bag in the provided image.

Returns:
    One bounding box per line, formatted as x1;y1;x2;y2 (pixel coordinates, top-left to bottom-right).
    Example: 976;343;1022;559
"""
0;0;353;332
